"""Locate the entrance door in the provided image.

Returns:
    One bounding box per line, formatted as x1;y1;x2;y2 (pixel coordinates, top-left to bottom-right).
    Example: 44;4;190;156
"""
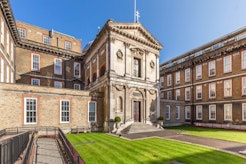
134;101;141;122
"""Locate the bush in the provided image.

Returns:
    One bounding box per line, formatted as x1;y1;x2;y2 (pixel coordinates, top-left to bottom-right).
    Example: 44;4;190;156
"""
157;116;164;121
114;116;121;122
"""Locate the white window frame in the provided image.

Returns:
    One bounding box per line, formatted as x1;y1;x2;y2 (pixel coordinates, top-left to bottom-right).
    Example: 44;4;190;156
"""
167;91;172;100
242;103;246;121
208;60;216;77
242;51;246;69
196;65;202;80
167;74;172;86
88;101;97;122
74;62;81;78
60;100;70;123
185;68;190;82
24;98;37;125
43;35;50;45
166;105;170;120
196;105;202;120
74;84;81;90
176;106;180;120
54;81;62;88
54;58;62;75
65;41;71;50
176;89;180;100
224;79;232;97
209;83;216;99
224;104;232;121
31;54;40;71
209;105;216;120
242;77;246;95
185;87;190;101
17;28;26;39
224;55;232;73
31;78;40;86
185;106;191;120
175;71;180;84
196;85;202;100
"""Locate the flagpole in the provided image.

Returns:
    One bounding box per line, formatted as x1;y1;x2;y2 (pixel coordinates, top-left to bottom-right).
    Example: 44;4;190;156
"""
134;0;136;22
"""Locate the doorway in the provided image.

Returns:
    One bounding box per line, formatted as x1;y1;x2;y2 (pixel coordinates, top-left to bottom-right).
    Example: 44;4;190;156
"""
134;101;141;122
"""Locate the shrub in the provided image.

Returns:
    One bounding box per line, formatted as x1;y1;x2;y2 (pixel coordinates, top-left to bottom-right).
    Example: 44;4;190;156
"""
157;116;164;121
114;116;121;122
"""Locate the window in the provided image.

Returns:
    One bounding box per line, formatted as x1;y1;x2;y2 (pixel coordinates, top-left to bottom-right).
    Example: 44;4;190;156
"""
166;105;170;120
196;105;202;120
175;71;180;84
167;74;172;86
209;105;216;120
6;31;9;54
54;59;62;75
176;89;180;100
185;68;190;82
100;65;106;77
54;81;62;88
32;54;40;71
185;106;191;120
24;98;37;124
176;106;180;120
160;77;164;87
65;41;71;50
88;101;96;122
133;58;141;77
185;87;190;101
196;85;202;100
31;78;40;86
224;79;232;97
0;58;4;82
43;35;50;45
196;65;202;80
167;91;172;100
17;28;26;39
74;62;81;78
242;77;246;95
242;103;246;121
60;100;70;123
208;60;216;76
209;83;216;98
74;84;80;90
1;18;4;45
224;55;232;73
242;51;246;69
160;92;164;99
224;104;232;120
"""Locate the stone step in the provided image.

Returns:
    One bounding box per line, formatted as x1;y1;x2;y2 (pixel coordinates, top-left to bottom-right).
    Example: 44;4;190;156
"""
121;122;163;134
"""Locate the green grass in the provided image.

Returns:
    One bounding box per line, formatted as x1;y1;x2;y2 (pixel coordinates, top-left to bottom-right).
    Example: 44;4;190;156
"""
66;133;246;164
166;125;246;143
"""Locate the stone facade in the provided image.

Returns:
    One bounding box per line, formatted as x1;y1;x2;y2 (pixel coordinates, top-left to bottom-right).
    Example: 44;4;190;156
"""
84;20;162;131
160;27;246;127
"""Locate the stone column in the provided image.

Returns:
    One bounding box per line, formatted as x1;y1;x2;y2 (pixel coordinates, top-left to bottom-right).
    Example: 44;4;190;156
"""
97;51;99;80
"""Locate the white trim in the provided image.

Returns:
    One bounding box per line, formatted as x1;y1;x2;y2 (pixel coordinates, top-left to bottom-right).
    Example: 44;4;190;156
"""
196;64;202;80
176;106;180;120
223;55;232;73
196;85;202;100
31;53;40;71
224;79;232;97
166;105;170;120
60;100;70;123
224;104;232;121
185;106;191;120
54;58;62;75
175;71;180;84
196;105;202;120
208;60;216;77
209;82;216;99
242;76;246;95
88;101;97;122
31;78;40;86
209;105;216;120
242;51;246;70
24;98;37;125
185;68;190;82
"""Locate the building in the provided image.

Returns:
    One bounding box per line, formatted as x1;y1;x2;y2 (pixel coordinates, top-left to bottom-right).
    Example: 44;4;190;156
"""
160;26;246;128
15;21;84;90
84;20;162;131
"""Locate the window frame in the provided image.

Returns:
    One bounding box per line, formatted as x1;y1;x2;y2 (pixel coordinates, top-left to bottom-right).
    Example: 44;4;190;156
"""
242;51;246;70
196;64;202;80
223;55;232;73
185;68;190;82
176;89;180;100
54;58;62;75
54;81;62;88
242;77;246;96
208;60;216;77
88;101;97;122
209;83;216;99
60;100;70;123
167;74;172;86
185;106;191;120
74;62;81;78
31;54;40;71
74;84;81;90
196;85;202;100
185;87;190;101
166;105;170;120
196;105;203;120
17;28;26;39
209;105;216;120
167;91;172;100
65;41;72;50
43;35;51;45
175;71;180;84
31;78;40;86
133;57;141;77
176;106;180;120
24;98;37;125
242;103;246;121
224;104;232;121
224;79;232;97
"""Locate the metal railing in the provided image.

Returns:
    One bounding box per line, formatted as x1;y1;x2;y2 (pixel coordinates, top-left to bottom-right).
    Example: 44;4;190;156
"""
0;131;30;164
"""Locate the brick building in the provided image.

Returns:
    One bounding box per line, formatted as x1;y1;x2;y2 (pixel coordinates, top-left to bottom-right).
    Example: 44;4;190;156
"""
160;26;246;128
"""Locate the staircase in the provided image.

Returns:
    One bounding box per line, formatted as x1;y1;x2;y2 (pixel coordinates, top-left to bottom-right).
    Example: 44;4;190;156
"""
121;122;163;134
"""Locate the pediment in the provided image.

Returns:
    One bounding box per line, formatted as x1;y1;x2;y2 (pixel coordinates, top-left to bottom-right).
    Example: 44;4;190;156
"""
108;21;163;50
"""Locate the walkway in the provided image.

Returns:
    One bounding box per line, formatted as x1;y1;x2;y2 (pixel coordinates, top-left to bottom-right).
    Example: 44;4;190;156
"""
32;138;66;164
121;129;246;158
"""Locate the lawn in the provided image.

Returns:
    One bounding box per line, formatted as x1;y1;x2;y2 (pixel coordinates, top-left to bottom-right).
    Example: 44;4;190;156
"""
66;133;246;164
166;125;246;144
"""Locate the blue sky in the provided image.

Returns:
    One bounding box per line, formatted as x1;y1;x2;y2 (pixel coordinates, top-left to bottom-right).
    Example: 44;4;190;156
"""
9;0;246;64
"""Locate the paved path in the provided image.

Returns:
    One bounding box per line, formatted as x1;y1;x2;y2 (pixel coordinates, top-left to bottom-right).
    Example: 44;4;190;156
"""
33;138;66;164
121;129;246;158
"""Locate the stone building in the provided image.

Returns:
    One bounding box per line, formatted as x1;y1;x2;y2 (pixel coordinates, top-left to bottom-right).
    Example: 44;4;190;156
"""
160;26;246;128
15;21;84;90
84;20;162;131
